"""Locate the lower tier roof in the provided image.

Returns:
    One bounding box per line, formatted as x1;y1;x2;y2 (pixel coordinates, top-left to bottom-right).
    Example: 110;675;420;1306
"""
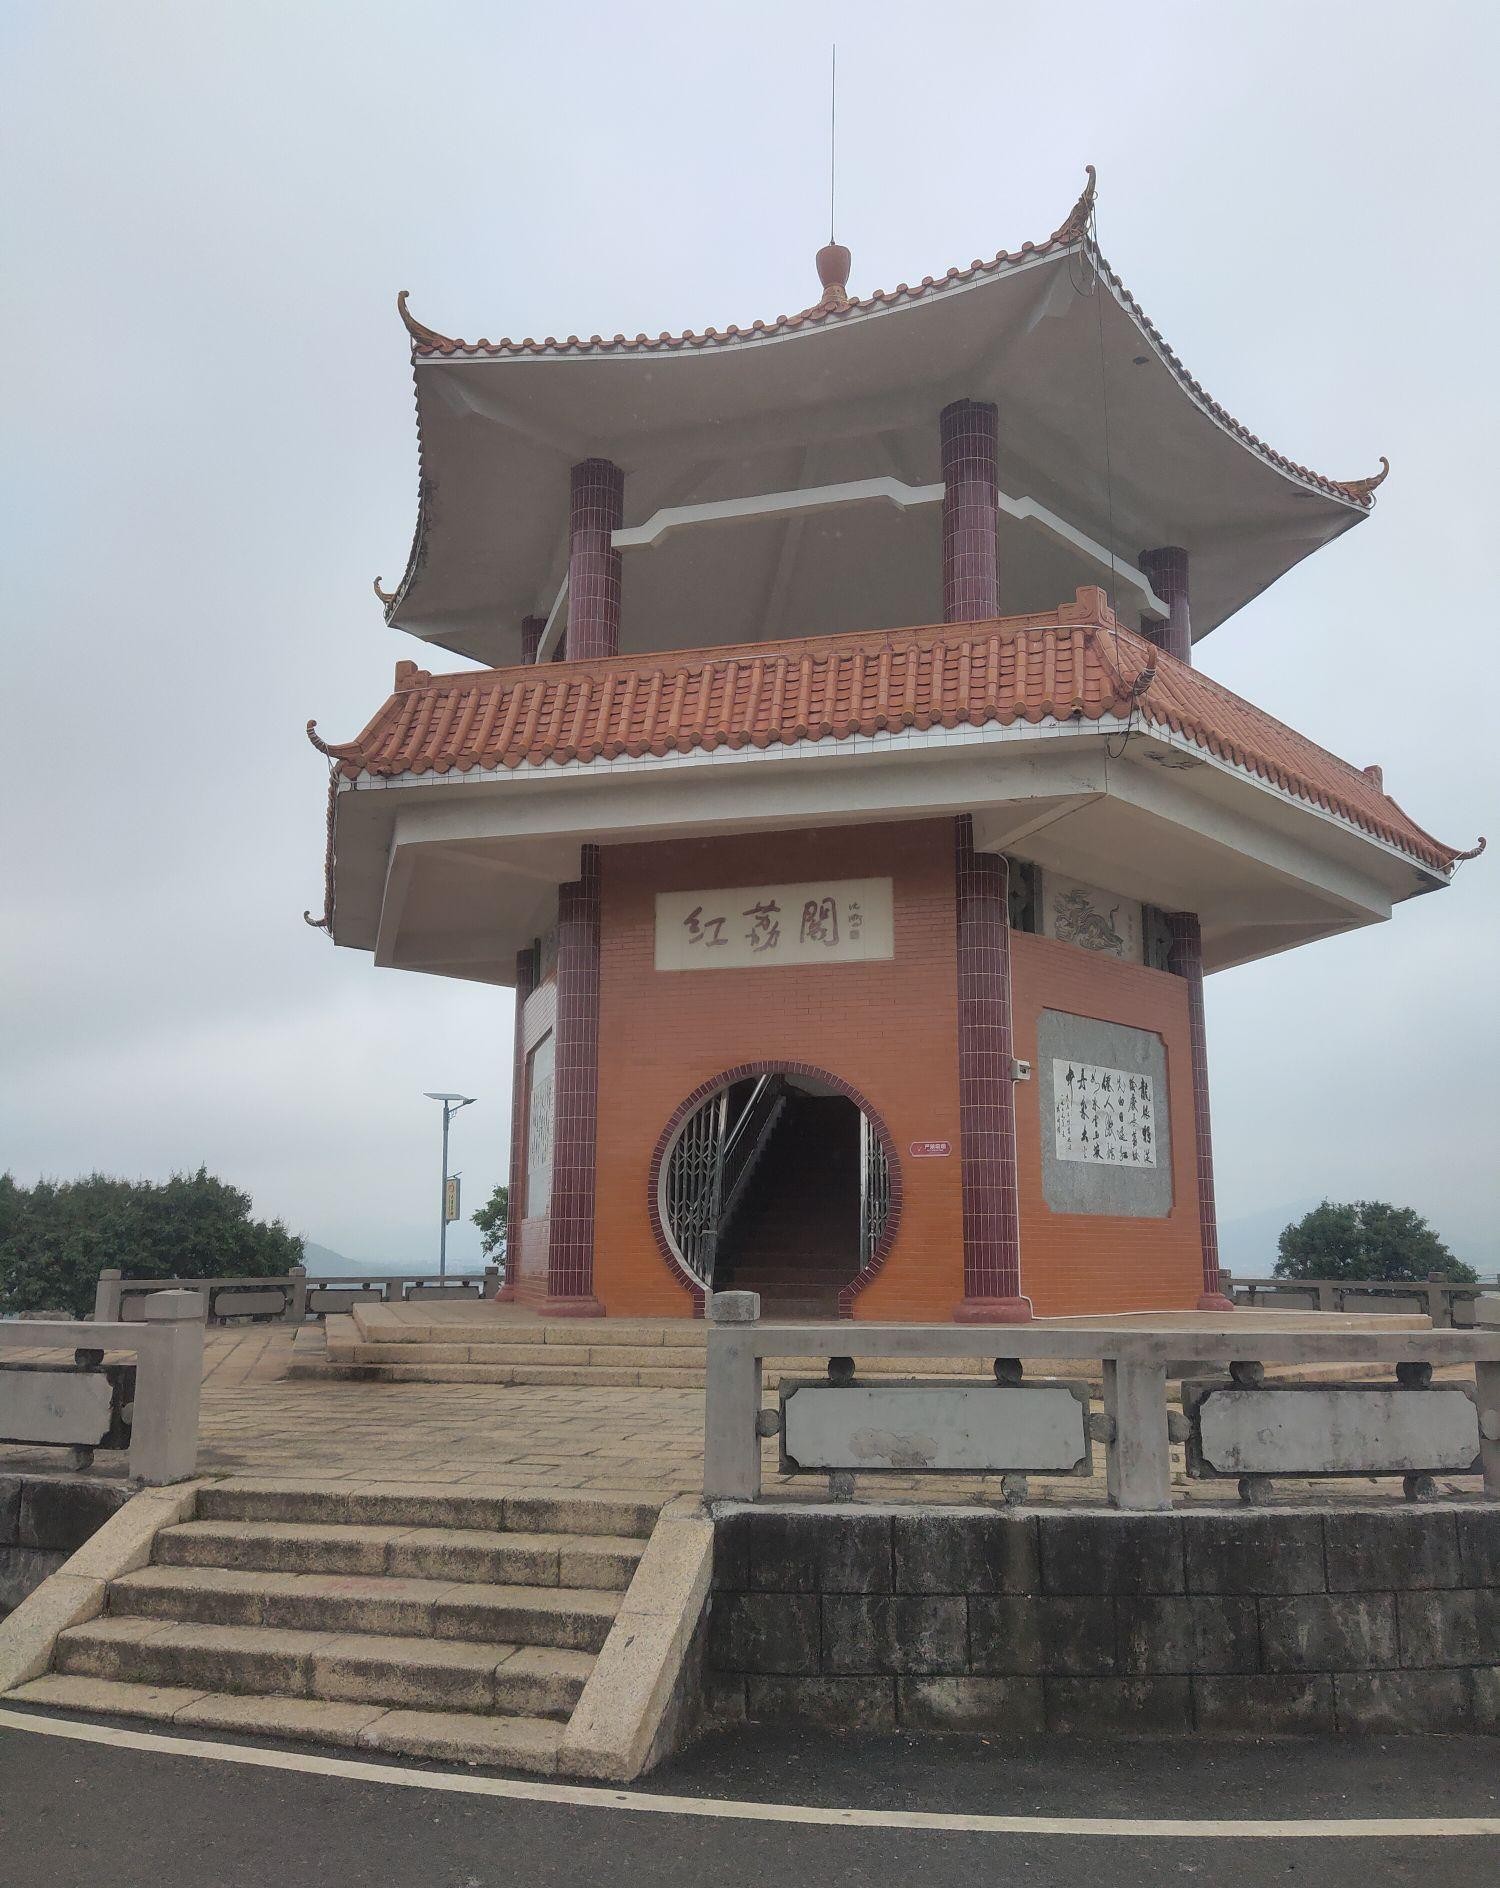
317;588;1464;878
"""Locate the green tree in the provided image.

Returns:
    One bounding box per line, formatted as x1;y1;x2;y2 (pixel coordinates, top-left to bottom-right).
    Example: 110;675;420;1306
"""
472;1182;509;1267
1274;1200;1476;1284
0;1168;304;1317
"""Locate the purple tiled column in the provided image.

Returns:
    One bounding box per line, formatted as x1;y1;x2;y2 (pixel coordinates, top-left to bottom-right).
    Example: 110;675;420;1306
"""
1138;547;1192;665
953;815;1029;1323
520;614;545;665
941;400;1000;623
544;846;604;1316
565;459;624;661
499;945;536;1302
1167;912;1234;1311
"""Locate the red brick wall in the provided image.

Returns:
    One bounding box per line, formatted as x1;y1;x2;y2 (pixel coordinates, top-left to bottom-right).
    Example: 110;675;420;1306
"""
594;821;965;1319
1010;930;1204;1315
590;822;1204;1320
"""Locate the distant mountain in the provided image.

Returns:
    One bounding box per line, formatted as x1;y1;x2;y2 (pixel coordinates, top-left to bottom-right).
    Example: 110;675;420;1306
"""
1215;1199;1320;1280
299;1241;447;1279
300;1241;360;1272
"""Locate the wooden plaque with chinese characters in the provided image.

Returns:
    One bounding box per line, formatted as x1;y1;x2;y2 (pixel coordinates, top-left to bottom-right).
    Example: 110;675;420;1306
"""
654;878;895;971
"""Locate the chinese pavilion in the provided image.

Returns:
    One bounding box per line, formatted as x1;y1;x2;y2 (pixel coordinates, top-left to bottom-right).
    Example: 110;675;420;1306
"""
308;169;1476;1324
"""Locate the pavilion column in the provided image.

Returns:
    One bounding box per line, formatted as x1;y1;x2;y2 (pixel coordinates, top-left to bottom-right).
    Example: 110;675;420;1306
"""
566;459;624;661
1138;546;1192;665
940;399;1000;622
1167;912;1235;1312
520;614;545;665
543;845;604;1316
953;815;1029;1323
498;945;536;1302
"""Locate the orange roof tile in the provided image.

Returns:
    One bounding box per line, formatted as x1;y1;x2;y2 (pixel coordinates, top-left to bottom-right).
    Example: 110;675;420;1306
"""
312;589;1467;876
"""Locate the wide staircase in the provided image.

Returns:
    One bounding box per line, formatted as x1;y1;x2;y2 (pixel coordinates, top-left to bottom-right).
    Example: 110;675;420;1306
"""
6;1481;658;1773
296;1307;713;1387
716;1093;862;1318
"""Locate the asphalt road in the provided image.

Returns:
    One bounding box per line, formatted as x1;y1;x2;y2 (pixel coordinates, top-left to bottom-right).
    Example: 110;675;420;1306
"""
2;1710;1498;1888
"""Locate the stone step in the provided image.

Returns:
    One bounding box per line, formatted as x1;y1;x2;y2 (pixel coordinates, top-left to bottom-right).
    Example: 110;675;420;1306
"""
7;1673;565;1772
346;1307;706;1349
203;1566;614;1650
338;1343;706;1373
328;1360;708;1388
198;1481;661;1540
155;1519;639;1597
116;1555;638;1648
56;1616;597;1717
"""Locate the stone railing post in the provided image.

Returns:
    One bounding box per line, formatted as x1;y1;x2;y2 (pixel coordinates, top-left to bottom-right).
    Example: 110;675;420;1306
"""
285;1265;308;1324
703;1292;763;1502
483;1264;500;1300
129;1290;206;1485
1477;1298;1500;1499
1102;1358;1172;1511
1316;1282;1335;1315
94;1269;123;1322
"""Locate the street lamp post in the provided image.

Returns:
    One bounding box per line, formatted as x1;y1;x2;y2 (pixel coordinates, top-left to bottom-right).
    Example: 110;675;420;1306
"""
424;1092;476;1279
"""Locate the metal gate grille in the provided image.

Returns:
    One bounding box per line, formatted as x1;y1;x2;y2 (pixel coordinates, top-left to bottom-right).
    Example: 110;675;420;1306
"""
859;1111;892;1267
663;1089;727;1290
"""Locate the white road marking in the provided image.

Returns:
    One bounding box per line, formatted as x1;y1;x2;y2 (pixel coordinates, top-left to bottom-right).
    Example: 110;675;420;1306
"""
2;1707;1496;1840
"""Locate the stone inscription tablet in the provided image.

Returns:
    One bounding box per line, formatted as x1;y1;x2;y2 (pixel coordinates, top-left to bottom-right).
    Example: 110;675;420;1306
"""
1037;1011;1173;1220
654;878;894;971
1052;1060;1158;1168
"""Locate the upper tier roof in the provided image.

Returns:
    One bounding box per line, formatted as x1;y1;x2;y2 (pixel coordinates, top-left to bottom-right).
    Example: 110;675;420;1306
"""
380;170;1388;668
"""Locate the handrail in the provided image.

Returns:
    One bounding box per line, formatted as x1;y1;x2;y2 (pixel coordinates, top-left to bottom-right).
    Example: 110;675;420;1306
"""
717;1077;787;1246
701;1292;1500;1510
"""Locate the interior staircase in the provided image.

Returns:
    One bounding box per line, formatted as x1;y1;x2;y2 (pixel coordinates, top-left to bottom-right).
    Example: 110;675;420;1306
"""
5;1481;659;1773
716;1093;862;1318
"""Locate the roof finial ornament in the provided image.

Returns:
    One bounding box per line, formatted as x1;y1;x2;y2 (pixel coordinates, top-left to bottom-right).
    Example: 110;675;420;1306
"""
373;575;395;607
815;239;852;311
1338;455;1391;503
1053;164;1098;245
396;289;456;351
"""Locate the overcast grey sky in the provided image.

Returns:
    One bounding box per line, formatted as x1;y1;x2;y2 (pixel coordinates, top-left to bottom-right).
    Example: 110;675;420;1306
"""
3;1;1496;1274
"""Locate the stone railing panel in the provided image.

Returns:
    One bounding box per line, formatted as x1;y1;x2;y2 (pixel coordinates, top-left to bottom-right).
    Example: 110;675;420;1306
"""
1184;1380;1481;1482
778;1378;1092;1479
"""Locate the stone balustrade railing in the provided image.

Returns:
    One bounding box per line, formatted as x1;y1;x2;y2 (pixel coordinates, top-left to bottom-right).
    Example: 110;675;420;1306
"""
1226;1274;1489;1327
300;1270;502;1317
702;1293;1500;1511
93;1266;504;1325
1;1291;205;1483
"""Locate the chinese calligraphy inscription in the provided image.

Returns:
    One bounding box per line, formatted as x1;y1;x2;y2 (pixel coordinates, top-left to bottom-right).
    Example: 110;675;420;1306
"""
1052;1059;1158;1169
655;878;894;971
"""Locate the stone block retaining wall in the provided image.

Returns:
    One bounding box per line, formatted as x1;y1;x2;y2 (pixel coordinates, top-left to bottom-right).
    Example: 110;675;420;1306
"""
707;1505;1500;1736
0;1476;131;1617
